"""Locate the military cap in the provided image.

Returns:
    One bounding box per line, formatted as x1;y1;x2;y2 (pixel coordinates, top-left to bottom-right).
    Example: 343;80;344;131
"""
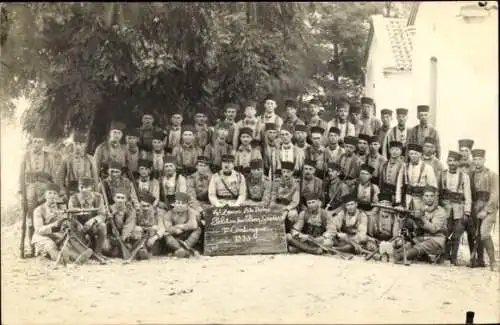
423;137;436;145
78;177;94;187
303;159;316;168
114;186;128;196
281;124;294;135
110;121;126;131
264;93;275;101
329;126;341;135
222;154;235;162
45;183;60;193
139;191;156;205
125;127;140;137
175;192;190;203
327;162;341;171
170;112;182;118
138;159;153;169
310;126;325;135
294;124;307;133
239;127;253;137
164;155;177;164
423;185;438;194
360;164;375;174
182;125;195;134
458;139;474;150
447;150;461;161
108;161;123;171
368;136;380;144
196;156;210;164
360;97;374;105
471;149;486;158
389;141;403;149
349;103;361;114
284;98;297;108
304;192;320;202
224;102;240;110
342;194;358;204
378;192;393;203
380;109;393;116
395;108;408;115
73;133;88;143
343;136;359;146
417;105;430;113
265;123;277;131
407;143;423;153
309;98;320;105
142;109;155;117
281;161;294;171
358;134;371;142
250;159;264;170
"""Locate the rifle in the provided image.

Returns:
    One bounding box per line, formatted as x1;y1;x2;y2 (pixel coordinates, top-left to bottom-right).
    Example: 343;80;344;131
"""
99;179;132;259
469;218;482;266
371;203;418;216
20;186;28;258
123;235;149;264
303;235;353;260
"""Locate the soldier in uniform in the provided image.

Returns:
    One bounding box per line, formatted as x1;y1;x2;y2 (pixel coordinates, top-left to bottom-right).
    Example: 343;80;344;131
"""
172;125;203;177
354;164;380;236
458;139;474;175
136;159;160;207
407;105;441;159
282;98;304;134
143;130;167;180
233;100;262;150
393;186;447;263
124;127;141;180
422;137;444;188
165;113;183;154
304;126;327;177
370;192;399;242
299;160;325;210
99;161;139;208
379;141;405;205
208;154;247;207
234;127;262;175
187;156;213;215
306;100;329;141
327;101;355;144
286;192;335;255
214;103;238;146
159;155;187;210
324;127;345;164
159;192;202;258
469;149;498;271
366;135;387;185
32;183;93;264
270;161;300;232
245;159;272;207
276;125;305;178
204;128;233;173
324;163;351;217
349;103;364;137
262;123;281;176
382;108;410;159
57;133;98;198
360;96;382;136
68;177;108;255
94;121;127;178
138;110;165;154
338;136;361;191
440;150;471;265
356;134;371;163
193;109;213;150
376;109;393;150
331;194;369;254
257;94;283;135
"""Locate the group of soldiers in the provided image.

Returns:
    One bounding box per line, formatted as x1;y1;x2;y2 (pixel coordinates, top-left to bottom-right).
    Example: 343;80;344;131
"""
20;95;498;270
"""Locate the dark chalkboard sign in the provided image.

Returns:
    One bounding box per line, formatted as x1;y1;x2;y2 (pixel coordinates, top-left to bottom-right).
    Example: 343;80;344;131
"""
203;206;288;256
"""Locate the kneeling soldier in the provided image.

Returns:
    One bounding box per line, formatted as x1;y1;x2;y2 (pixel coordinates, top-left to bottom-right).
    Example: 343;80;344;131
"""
160;192;202;258
331;194;369;254
287;192;335;255
269;161;300;232
245;159;272;207
32;183;92;264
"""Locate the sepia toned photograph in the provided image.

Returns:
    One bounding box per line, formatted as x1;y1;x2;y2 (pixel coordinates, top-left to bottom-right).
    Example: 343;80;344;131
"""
1;2;498;324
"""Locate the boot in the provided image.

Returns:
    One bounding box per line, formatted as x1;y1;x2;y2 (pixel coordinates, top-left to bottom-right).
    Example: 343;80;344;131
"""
184;228;202;248
47;248;61;261
483;237;497;271
137;248;150;260
165;235;183;252
174;248;190;258
74;248;93;265
469;241;486;268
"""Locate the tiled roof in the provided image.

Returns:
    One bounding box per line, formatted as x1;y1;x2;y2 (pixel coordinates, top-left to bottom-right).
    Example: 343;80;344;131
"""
383;18;414;71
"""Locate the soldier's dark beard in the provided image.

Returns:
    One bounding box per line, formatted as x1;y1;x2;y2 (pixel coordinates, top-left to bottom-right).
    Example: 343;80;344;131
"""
449;166;458;172
223;170;232;176
304;174;313;180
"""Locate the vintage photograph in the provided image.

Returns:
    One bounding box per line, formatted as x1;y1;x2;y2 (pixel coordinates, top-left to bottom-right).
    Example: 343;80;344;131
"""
1;2;498;324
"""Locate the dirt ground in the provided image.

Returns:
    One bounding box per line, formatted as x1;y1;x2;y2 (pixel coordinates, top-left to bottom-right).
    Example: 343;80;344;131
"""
2;218;499;325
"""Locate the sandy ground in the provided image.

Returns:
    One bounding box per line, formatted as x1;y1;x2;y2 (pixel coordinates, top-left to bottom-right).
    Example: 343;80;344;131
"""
2;218;499;325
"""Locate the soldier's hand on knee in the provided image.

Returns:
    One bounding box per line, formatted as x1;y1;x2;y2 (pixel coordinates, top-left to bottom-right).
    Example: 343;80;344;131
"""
146;235;159;247
477;210;487;220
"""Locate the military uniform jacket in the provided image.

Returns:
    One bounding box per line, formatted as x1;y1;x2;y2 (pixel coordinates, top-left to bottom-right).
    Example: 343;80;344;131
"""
159;173;187;204
422;155;444;186
418;206;447;246
138;126;166;151
375;126;391;151
99;176;139;206
172;144;203;175
233;118;263;149
407;124;441;158
142;150;165;179
338;153;361;181
187;171;212;203
165;125;183;153
354;182;380;211
68;192;106;223
332;209;368;242
159;208;199;236
137;177;160;205
404;161;438;197
283;116;304;134
257;113;283;135
213;119;237;146
125;147;141;174
304;145;327;173
20;150;55;189
57;153;99;193
327;119;355;142
270;178;300;210
470;167;499;215
194;124;213;149
32;203;65;245
109;203;136;239
324;178;351;210
235;145;262;171
273;144;305;176
291;209;336;239
93;141;127;172
381;125;411;159
204;142;233;170
366;153;387;184
359;116;382;136
300;176;325;207
379;158;406;204
440;169;472;219
245;175;272;207
208;171;247;207
324;145;345;164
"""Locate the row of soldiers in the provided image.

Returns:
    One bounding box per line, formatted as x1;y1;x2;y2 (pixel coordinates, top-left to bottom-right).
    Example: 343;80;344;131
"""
20;96;498;270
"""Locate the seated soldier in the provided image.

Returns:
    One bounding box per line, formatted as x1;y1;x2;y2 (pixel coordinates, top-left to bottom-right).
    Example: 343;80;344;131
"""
136;158;160;207
245;159;272;207
129;192;167;259
159;192;202;258
98;161;139;208
331;194;369;254
32;183;93;264
234;127;262;176
370;192;399;242
269;161;300;232
172;125;203;177
286;192;335;255
187;156;213;216
159;154;187;210
208;154;247;207
393;186;447;263
68;177;108;255
102;187;136;258
299;159;325;211
354;164;380;236
324;163;351;217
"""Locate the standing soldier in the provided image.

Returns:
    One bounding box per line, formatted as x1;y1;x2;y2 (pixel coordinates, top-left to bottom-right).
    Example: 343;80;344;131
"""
234;127;262;176
214;103;238;146
331;194;369;254
262;123;281;177
422;137;445;188
304;126;327;177
338;136;362;191
257;94;283;135
282;98;304;133
356;134;371;164
57;133;98;199
269;161;300;232
306;100;329;142
360;96;382;136
138;110;164;154
324;127;345;165
376;109;393;150
159;155;188;210
458;139;474;175
187;156;213;214
324;163;351;217
193;109;213;150
407;105;441;159
379;141;405;205
94;121;127;178
366;136;387;185
440;150;472;265
382;108;410;159
299;160;325;210
293;124;310;150
98;161;139;208
403;144;438;211
124;127;141;180
19;132;56;256
143;130;167;180
208;154;247;207
276;125;305;178
233;100;262;150
327;101;355;145
245;159;272;207
136;159;160;207
204;128;233;173
469;149;498;271
354;164;380;236
165;113;183;154
350;103;364;137
172;126;203;177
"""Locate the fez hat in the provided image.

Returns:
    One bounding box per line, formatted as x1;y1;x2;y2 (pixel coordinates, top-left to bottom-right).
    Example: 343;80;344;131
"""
349;103;361;114
243;100;257;108
152;131;165;140
327;162;342;171
281;161;294;171
142;109;154;117
395;108;408;115
264;93;275;101
368;136;379;144
423;185;438;194
304;192;320;202
108;161;123;171
285;98;297;108
164;155;177;164
471;149;486;158
175;192;190;203
309;98;320;105
407;143;423;153
182;125;195;134
139;191;155;204
45;183;60;193
110;121;126;131
342;194;358;204
360;97;374;105
250;159;264;170
138;159;153;169
378;192;393;203
294;124;307;132
73;133;88;143
380;109;392;116
358;134;371;142
78;177;94;187
389;141;403;149
303;159;316;168
114;186;128;196
360;164;375;174
447;151;461;161
423;137;436;145
458;139;474;150
417;105;430;113
329;127;341;135
265;123;277;131
222;154;235;162
344;136;359;146
225;102;240;111
281;124;294;134
310;126;325;135
196;156;209;164
239;127;253;137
